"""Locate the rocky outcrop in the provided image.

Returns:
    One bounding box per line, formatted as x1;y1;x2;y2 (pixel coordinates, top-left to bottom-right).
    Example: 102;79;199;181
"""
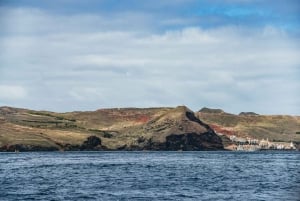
126;106;224;151
294;142;300;151
80;136;104;150
239;112;259;116
199;107;225;114
61;136;106;151
164;132;223;151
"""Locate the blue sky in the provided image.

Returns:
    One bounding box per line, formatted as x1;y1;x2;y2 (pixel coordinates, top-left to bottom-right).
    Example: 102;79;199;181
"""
0;0;299;114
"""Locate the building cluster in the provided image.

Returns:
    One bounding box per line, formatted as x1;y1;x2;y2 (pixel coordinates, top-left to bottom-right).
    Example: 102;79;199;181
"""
228;135;296;151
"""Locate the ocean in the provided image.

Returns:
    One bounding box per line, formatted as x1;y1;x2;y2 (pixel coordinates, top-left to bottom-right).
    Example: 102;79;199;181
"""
0;151;299;201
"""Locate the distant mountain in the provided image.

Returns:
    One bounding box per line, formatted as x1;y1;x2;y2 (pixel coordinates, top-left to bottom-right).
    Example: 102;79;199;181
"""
0;106;223;151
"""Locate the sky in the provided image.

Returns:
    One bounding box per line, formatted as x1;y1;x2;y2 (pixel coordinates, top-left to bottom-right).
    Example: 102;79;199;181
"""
0;0;299;114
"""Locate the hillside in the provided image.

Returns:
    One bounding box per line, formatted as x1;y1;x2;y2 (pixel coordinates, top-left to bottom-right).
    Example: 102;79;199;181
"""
197;108;300;143
1;106;299;151
0;106;223;151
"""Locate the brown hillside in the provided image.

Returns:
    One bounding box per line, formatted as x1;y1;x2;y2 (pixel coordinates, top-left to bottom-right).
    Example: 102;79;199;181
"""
197;108;300;142
0;106;223;151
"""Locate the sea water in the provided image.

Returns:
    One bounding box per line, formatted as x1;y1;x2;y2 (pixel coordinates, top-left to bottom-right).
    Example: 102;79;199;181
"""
0;151;299;201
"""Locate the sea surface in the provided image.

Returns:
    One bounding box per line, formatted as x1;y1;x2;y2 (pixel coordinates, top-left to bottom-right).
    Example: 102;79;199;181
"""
0;151;299;201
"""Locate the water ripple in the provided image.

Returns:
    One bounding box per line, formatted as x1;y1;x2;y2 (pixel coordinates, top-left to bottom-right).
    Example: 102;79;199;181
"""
0;151;299;201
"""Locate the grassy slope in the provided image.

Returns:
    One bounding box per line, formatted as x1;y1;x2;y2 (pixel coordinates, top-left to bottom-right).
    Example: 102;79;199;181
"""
1;106;299;149
197;110;300;142
0;106;176;149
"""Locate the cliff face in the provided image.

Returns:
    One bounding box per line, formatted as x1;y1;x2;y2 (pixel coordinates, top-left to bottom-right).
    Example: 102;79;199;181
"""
0;106;223;151
128;106;223;150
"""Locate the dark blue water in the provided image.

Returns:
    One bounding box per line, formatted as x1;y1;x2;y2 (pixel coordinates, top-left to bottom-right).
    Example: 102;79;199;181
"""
0;151;299;201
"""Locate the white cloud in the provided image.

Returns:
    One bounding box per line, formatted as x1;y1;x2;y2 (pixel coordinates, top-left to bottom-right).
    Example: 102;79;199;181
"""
0;85;27;100
0;7;299;114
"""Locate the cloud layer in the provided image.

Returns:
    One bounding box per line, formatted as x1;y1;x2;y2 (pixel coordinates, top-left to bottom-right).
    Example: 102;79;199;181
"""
0;4;299;114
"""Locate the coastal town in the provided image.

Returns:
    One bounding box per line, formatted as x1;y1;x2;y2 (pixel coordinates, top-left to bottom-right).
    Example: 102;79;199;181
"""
227;135;297;151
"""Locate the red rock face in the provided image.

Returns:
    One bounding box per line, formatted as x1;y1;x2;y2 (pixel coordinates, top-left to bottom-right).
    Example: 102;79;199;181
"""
136;115;151;123
210;124;236;136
